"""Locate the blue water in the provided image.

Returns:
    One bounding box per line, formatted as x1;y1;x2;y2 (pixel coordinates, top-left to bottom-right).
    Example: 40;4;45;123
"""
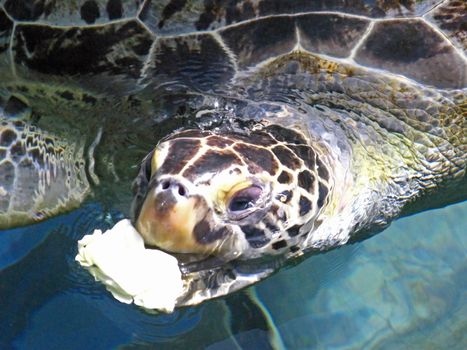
0;201;465;349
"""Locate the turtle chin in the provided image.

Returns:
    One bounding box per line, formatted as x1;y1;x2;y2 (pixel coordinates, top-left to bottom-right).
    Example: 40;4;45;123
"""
135;183;231;256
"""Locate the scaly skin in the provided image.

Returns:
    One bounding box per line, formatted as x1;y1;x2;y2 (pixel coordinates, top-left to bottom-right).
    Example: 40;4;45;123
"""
0;119;89;229
131;53;466;306
241;51;466;215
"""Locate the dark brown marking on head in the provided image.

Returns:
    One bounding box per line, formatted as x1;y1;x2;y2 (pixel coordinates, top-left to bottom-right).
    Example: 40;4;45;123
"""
272;145;302;170
279;212;287;222
270;204;278;214
288;224;302;237
193;219;211;243
299;196;312;216
206;136;234;148
317;182;329;208
316;158;329;182
233;143;278;175
183;150;241;180
228;131;278;147
289;145;315;170
241;225;270;248
265;125;307;144
158;139;201;175
194;221;231;245
278;190;293;203
272;240;287;250
298;170;315;192
271;204;287;222
277;170;292;184
264;218;280;233
248;131;279;146
290;245;300;253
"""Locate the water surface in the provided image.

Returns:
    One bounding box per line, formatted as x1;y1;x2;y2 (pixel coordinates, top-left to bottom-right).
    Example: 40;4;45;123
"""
0;201;465;349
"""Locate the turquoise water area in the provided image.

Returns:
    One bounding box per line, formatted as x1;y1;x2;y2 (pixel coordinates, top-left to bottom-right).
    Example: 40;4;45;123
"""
0;201;465;349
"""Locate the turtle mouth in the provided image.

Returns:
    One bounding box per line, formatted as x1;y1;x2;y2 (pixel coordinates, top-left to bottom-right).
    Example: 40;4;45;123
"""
177;254;233;274
135;180;231;255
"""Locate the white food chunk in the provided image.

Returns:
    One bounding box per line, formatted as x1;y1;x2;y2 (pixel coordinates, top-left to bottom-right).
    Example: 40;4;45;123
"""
75;219;185;313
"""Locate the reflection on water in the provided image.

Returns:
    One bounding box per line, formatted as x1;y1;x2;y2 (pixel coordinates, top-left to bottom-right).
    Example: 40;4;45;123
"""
0;201;465;349
255;201;466;349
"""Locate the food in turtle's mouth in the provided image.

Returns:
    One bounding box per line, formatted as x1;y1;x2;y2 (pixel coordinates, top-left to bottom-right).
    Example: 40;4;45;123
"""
75;219;185;313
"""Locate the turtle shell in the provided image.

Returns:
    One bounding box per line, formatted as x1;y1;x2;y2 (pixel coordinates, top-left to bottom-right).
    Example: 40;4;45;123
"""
0;0;465;94
0;0;465;229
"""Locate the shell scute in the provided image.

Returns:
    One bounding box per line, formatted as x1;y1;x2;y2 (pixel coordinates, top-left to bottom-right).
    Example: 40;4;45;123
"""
295;13;369;58
146;0;444;35
355;19;466;88
147;33;235;91
12;19;153;90
220;16;295;69
424;0;466;51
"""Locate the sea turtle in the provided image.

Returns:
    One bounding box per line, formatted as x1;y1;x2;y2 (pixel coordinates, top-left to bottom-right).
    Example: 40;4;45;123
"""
0;0;465;307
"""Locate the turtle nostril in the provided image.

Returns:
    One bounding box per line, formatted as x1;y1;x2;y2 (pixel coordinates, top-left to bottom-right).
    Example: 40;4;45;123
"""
159;179;188;197
178;185;186;196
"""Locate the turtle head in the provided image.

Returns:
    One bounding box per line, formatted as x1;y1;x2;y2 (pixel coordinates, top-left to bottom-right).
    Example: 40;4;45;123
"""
132;124;330;262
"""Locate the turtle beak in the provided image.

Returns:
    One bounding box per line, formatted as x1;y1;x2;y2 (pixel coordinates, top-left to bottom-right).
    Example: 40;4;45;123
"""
135;179;215;254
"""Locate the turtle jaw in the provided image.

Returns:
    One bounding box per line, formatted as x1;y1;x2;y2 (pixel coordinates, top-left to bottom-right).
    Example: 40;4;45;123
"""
135;181;221;255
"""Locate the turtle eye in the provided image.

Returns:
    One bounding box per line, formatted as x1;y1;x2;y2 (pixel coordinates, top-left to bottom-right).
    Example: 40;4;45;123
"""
228;186;262;214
